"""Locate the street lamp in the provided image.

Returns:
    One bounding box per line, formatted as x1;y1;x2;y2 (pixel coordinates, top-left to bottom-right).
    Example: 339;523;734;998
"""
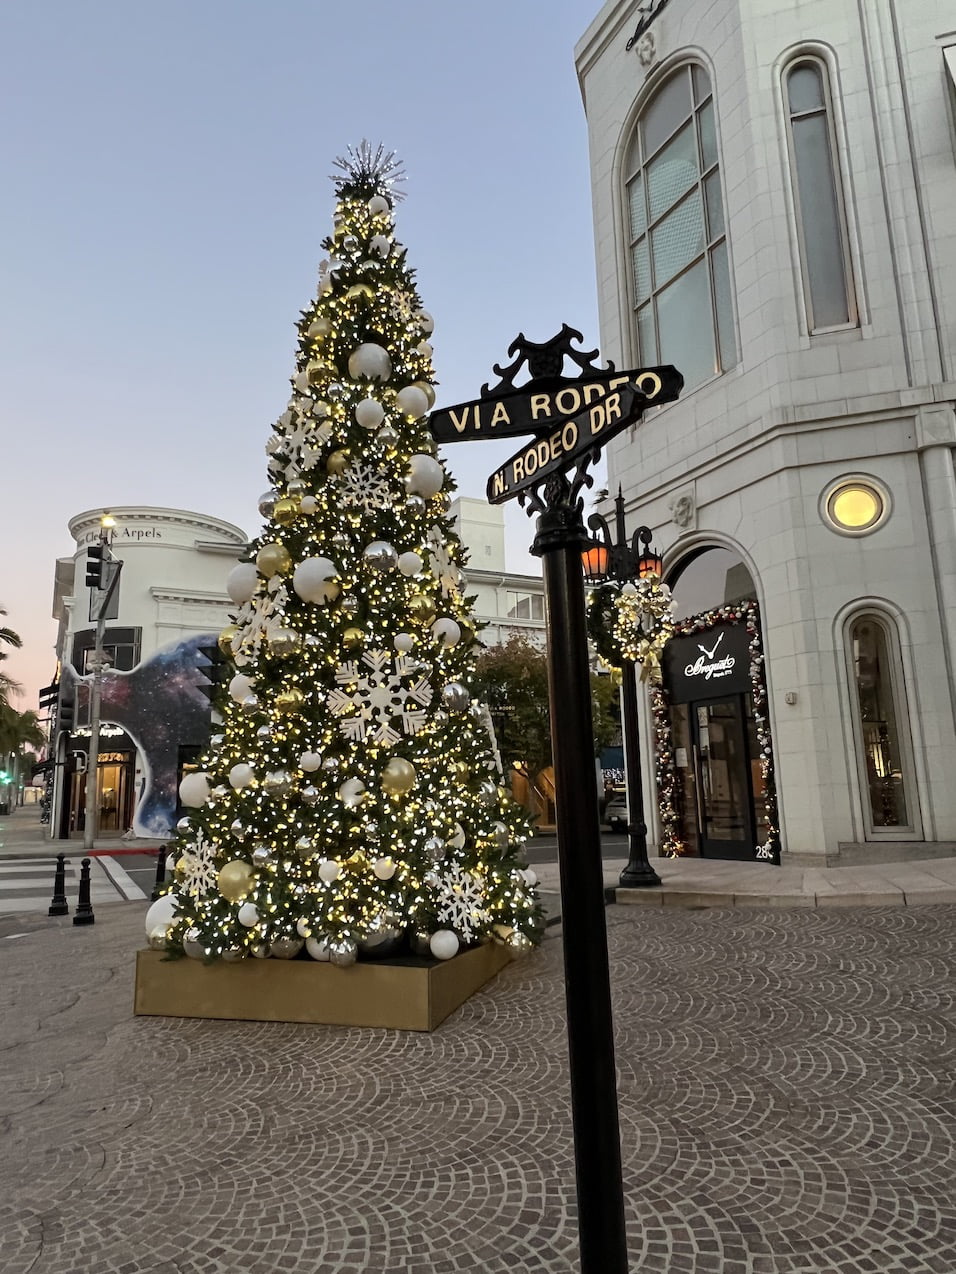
583;489;663;888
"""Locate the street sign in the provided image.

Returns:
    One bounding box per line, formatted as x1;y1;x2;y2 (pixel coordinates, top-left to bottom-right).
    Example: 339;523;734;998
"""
486;374;670;505
430;364;679;444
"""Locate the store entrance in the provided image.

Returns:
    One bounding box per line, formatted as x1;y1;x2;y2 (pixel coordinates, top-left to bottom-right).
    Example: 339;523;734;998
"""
691;696;755;859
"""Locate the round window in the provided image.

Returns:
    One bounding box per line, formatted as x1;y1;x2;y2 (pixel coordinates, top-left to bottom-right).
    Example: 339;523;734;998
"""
821;476;890;536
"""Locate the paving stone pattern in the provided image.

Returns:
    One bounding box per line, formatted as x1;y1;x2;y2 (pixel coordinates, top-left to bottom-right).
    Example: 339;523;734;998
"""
1;902;954;1272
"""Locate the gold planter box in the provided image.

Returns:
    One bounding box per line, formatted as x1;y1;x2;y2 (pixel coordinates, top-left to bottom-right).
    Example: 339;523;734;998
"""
134;940;511;1032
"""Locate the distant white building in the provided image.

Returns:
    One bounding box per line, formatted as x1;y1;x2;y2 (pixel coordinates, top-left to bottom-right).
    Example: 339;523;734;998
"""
45;500;544;840
575;0;956;863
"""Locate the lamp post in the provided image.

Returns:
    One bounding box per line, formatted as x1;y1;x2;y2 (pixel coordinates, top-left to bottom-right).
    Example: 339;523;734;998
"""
583;489;663;888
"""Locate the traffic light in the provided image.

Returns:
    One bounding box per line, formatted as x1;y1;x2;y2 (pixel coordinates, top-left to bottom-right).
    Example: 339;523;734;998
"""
38;682;59;712
197;642;232;704
59;698;75;733
86;544;105;589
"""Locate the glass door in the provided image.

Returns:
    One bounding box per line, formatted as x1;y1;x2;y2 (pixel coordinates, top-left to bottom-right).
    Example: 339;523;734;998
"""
690;696;755;859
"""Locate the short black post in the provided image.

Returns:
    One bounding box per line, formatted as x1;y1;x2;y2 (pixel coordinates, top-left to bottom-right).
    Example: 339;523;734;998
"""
532;482;629;1274
73;857;95;925
48;853;70;916
151;845;168;900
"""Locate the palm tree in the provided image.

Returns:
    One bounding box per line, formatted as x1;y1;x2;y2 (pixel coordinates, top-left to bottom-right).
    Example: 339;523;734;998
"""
0;604;23;709
0;705;46;809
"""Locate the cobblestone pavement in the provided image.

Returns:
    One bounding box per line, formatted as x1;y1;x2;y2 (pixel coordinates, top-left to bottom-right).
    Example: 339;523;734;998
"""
1;902;954;1273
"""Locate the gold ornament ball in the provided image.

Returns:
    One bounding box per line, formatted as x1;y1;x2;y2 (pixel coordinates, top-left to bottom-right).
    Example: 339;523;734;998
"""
342;626;365;651
326;450;349;475
174;855;189;877
307;359;330;385
218;859;254;902
308;315;330;341
449;761;470;782
408;593;436;623
256;542;292;577
268;627;301;657
413;381;437;409
346;283;374;301
275;688;305;714
218;626;238;656
273;497;299;526
381;757;417;795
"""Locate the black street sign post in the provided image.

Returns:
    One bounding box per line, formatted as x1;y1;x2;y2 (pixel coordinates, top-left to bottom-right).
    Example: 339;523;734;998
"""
430;327;682;1274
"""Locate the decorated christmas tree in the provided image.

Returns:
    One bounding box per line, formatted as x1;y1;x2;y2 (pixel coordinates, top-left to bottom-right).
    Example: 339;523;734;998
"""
154;144;543;966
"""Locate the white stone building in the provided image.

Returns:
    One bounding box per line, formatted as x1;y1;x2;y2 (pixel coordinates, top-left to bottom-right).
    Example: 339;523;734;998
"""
575;0;956;861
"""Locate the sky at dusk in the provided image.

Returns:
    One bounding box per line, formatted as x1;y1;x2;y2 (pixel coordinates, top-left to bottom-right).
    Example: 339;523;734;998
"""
0;0;608;713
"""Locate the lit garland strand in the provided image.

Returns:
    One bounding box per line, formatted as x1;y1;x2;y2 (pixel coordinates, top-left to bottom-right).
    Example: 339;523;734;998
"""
147;146;544;964
650;601;779;861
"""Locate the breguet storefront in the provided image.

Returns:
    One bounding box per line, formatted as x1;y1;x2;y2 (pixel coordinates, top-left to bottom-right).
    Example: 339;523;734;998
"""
653;546;779;865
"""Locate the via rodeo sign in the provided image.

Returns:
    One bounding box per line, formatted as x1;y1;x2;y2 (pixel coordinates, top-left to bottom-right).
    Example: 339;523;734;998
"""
428;326;683;504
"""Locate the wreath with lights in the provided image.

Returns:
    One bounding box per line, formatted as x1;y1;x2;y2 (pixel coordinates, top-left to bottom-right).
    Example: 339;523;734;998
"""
649;601;779;862
586;574;676;680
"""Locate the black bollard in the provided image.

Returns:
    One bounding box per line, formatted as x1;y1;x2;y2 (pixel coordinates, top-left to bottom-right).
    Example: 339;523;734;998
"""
151;845;168;901
73;857;95;926
48;853;70;916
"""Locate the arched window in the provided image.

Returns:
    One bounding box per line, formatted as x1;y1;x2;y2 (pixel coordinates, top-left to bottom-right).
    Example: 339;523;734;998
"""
667;545;755;620
783;56;857;332
845;613;918;833
624;64;737;393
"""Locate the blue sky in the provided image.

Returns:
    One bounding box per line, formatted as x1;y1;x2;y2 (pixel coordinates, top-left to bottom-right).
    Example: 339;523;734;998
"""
0;0;605;709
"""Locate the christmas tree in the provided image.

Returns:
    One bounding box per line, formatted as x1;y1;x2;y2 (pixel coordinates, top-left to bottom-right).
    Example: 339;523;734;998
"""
154;144;543;966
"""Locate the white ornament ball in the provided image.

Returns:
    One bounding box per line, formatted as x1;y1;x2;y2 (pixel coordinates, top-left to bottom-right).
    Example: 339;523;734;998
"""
395;385;429;419
348;343;392;382
367;195;390;216
369;233;390;257
306;935;332;961
372;856;397;880
299;751;322;772
429;929;459;961
338;778;366;808
405;454;444;498
432;618;461;647
237;902;259;927
318;859;341;883
522;868;539;887
417;310;435;335
144;894;179;937
295;918;312;937
397;551;423;577
448;823;466;850
355;398;385;430
228;763;256;790
179;772;212;808
226;562;258;605
229;673;254;703
394;632;415;652
293;556;339;604
299;495;317;514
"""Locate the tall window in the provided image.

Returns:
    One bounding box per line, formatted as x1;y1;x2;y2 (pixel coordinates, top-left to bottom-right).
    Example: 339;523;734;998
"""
784;57;857;332
847;614;916;832
625;64;736;392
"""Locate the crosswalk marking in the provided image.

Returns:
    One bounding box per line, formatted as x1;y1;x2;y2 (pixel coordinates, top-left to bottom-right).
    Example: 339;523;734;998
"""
0;856;133;915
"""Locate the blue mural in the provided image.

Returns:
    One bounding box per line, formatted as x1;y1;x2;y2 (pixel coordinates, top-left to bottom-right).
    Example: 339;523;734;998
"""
64;633;216;837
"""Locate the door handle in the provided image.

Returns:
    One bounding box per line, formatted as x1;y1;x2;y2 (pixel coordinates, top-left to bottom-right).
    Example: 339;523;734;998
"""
692;743;706;832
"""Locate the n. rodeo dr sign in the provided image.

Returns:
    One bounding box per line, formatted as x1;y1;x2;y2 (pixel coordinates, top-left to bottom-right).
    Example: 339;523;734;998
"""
486;371;680;505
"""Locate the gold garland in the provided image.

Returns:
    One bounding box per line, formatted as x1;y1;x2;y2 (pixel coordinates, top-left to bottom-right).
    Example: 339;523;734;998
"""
610;574;676;681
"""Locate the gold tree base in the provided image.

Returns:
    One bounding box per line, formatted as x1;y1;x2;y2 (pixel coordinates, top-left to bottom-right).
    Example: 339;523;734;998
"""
134;941;511;1032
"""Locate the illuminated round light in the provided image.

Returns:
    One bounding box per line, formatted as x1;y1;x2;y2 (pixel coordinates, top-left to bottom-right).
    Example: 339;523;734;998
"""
822;476;890;536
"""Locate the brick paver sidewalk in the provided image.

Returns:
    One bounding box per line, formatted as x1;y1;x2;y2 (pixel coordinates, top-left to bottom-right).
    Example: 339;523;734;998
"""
1;901;954;1272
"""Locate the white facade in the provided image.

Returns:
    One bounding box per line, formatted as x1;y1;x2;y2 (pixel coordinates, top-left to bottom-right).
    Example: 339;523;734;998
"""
450;498;546;646
575;0;956;859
